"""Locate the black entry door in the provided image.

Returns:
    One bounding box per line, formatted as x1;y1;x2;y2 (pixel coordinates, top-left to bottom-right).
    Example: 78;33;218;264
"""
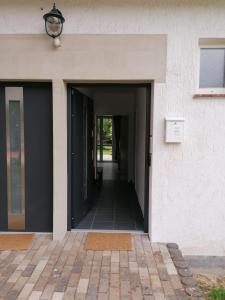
24;85;53;232
71;89;94;228
71;89;84;227
85;97;95;210
0;83;53;232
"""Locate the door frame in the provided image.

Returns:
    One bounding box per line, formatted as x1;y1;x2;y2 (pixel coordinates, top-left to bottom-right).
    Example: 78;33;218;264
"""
67;83;152;233
144;86;151;233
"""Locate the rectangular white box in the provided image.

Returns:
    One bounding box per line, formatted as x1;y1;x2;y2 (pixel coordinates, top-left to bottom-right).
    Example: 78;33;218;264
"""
165;118;185;143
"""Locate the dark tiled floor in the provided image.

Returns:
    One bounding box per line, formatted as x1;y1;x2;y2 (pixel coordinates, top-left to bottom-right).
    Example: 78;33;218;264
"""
97;162;127;180
75;180;144;231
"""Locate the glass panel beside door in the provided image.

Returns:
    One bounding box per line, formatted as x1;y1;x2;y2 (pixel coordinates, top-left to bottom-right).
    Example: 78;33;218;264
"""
5;87;25;230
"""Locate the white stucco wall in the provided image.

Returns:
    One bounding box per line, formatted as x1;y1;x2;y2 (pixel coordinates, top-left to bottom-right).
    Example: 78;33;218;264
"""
1;0;225;254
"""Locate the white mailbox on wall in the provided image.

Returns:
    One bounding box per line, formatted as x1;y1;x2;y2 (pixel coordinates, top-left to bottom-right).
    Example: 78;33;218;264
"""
165;118;185;143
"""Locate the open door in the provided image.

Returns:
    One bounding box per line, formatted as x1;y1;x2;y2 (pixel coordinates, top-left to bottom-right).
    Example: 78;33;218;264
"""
71;88;94;228
68;84;150;232
71;89;84;227
86;97;95;209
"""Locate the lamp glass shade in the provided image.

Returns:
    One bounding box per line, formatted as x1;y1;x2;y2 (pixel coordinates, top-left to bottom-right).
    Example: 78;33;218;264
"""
45;16;63;38
43;4;65;38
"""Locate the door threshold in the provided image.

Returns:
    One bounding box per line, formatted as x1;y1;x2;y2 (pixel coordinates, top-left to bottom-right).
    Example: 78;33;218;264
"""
0;231;52;235
71;229;145;234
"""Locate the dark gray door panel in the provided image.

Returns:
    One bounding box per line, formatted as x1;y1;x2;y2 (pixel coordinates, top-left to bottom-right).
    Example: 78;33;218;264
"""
24;85;53;232
0;83;53;232
71;89;95;228
71;89;84;227
86;97;95;209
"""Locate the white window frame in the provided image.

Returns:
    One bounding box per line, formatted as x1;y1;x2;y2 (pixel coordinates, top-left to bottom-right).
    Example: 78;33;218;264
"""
197;40;225;95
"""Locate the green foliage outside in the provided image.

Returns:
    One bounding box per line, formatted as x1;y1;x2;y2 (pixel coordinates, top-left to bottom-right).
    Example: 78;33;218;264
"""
102;118;112;143
97;117;113;160
207;288;225;300
97;145;112;156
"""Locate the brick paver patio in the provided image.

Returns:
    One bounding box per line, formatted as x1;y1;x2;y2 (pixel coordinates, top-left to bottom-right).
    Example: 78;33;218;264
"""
0;232;187;300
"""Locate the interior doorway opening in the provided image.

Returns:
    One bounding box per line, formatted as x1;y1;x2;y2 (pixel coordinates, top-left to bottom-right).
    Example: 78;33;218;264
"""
97;116;113;162
68;84;151;233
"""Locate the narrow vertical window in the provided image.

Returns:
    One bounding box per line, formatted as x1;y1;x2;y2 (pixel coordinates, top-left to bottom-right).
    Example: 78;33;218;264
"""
5;87;25;230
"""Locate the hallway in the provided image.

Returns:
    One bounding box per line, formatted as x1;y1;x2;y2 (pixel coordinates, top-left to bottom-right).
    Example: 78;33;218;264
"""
97;162;127;181
75;179;144;231
70;85;149;233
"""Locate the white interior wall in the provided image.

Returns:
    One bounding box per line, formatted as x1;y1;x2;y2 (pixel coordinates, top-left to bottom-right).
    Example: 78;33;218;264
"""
135;88;146;216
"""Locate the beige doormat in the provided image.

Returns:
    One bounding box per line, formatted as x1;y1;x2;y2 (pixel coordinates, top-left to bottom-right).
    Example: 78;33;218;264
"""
0;234;34;251
85;232;132;251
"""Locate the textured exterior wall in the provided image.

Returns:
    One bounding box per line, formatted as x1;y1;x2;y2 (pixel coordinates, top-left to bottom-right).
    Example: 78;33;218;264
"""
52;80;68;240
1;0;225;254
0;34;166;81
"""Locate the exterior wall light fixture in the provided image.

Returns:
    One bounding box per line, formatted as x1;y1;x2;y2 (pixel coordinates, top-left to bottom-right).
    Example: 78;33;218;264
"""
43;3;65;47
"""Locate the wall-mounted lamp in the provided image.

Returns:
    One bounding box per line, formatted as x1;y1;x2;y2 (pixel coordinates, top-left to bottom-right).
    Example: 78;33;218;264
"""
43;3;65;47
